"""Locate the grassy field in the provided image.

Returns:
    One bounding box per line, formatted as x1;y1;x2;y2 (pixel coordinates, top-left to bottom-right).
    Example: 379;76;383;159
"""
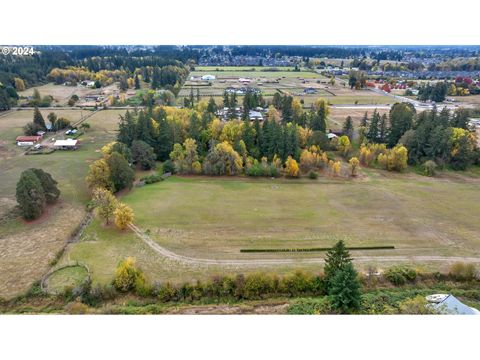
45;265;89;293
0;109;126;299
17;83;119;106
181;67;392;106
195;66;298;71
61;171;480;287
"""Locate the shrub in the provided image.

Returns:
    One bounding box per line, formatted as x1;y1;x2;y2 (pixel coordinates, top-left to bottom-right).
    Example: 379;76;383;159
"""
162;160;175;174
449;262;477;281
157;282;177;302
398;295;436;314
308;170;318;179
140;174;164;184
287;297;333;315
243;273;275;300
65;301;90;314
423;160;437;177
113;257;145;292
279;271;324;297
384;266;417;286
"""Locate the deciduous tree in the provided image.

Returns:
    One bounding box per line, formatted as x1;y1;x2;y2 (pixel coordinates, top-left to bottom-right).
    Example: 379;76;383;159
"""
114;203;134;230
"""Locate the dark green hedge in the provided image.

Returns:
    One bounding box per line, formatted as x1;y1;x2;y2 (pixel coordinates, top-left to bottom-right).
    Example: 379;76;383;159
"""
240;246;395;253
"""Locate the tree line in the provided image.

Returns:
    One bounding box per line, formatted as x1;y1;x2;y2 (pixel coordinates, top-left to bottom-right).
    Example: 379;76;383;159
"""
359;103;479;170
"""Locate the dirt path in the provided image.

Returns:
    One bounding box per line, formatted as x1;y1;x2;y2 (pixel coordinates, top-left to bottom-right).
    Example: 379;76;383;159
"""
129;224;480;267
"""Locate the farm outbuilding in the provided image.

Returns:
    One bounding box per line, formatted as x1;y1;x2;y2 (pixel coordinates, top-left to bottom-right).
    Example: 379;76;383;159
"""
16;135;42;146
201;74;216;81
54;138;78;150
249;110;263;120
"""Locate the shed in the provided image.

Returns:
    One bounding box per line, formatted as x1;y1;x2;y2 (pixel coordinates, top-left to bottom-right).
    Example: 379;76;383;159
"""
16;135;42;146
249;110;263;120
54;139;78;149
201;74;216;81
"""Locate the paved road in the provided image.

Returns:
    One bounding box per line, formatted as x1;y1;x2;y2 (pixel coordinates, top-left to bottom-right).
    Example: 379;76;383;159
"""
129;224;480;267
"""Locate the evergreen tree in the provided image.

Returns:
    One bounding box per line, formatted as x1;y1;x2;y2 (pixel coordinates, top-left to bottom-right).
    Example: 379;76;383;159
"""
228;93;238;119
360;111;369;127
254;118;262;158
16;169;46;220
242;119;256;157
388;103;415;147
151;67;161;89
451;108;470;129
134;74;140;90
118;110;137;147
366;110;380;142
188;112;202;152
155;117;174;161
324;240;353;289
136;111;155;147
281;96;293;123
207;97;217;114
379;113;388;143
342;116;354;140
33;107;46;130
223;91;230;109
30;168;60;204
189;87;195;108
328;262;361;314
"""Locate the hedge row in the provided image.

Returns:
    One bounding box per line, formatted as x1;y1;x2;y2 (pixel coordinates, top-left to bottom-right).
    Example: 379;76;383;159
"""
240;246;395;253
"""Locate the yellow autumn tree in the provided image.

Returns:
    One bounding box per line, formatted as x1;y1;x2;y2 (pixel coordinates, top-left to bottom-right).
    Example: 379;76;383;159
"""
86;158;114;191
349;157;360;177
101;141;117;155
329;160;342;177
92;187;118;225
14;77;26;91
267;105;281;122
114;203;134;230
337;135;351;158
113;257;145;292
285;156;299;178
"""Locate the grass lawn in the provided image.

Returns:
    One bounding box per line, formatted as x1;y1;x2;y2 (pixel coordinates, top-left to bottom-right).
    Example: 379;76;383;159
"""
0;109;125;299
45;265;89;293
190;70;319;79
63;171;480;287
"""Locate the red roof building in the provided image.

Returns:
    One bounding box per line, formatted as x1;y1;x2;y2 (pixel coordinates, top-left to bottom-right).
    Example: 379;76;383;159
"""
16;136;42;143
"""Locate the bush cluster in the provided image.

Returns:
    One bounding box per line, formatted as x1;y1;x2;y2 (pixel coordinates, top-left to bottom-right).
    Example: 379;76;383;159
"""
140;174;164;184
151;272;325;302
245;163;280;177
384;266;417;286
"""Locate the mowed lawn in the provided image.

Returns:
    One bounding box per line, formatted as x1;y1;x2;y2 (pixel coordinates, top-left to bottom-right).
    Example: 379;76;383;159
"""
122;176;480;258
0;109;125;299
63;173;480;286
